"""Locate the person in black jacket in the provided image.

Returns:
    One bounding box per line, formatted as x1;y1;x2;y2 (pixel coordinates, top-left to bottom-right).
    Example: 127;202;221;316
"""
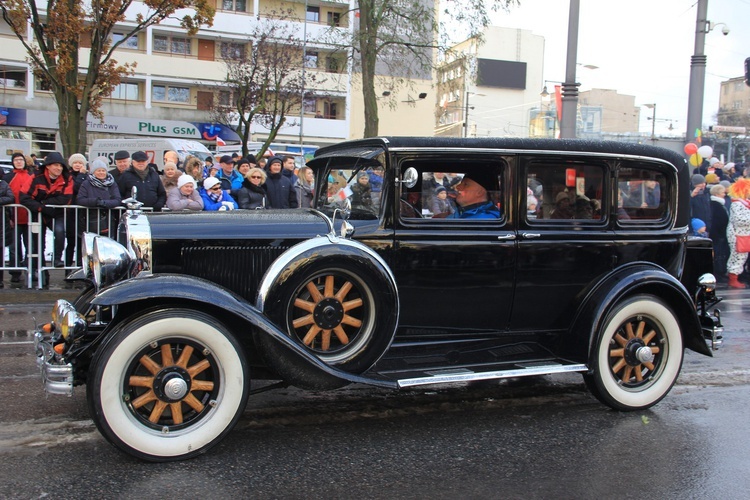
237;168;268;209
117;151;166;211
20;152;73;283
709;183;730;282
689;174;712;235
263;156;298;209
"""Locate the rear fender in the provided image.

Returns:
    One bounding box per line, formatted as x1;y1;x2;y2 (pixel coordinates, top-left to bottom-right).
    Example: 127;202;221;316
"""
564;263;712;363
91;275;396;389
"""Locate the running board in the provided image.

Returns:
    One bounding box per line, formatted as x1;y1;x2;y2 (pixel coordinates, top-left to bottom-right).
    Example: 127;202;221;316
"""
395;363;588;388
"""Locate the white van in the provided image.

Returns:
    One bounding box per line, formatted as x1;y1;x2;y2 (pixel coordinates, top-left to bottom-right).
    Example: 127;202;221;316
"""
89;138;212;169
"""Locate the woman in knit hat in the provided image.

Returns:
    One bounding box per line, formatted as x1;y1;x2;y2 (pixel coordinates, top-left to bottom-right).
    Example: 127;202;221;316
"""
75;157;122;239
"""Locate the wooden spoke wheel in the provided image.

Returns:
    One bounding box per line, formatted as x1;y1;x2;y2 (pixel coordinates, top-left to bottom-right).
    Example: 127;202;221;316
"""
87;309;248;462
585;295;683;411
289;271;374;363
125;339;218;430
607;317;663;387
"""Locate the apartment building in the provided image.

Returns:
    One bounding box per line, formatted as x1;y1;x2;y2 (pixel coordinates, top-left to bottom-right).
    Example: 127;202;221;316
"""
435;27;545;138
0;0;435;155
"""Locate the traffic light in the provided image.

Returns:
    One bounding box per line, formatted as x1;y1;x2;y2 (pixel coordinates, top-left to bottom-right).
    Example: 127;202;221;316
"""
746;57;750;87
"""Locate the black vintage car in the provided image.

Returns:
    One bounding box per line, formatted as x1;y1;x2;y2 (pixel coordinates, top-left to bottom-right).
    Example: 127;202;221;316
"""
35;137;722;461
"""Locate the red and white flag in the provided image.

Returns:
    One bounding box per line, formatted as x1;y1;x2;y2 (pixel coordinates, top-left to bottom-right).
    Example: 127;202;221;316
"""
337;185;353;200
216;136;226;146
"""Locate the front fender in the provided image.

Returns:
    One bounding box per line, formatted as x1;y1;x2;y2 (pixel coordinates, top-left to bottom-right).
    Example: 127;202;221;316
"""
565;263;712;363
91;274;397;389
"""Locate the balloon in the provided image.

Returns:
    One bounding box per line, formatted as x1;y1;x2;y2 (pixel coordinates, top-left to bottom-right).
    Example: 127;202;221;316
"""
689;153;702;167
697;145;713;158
684;143;698;155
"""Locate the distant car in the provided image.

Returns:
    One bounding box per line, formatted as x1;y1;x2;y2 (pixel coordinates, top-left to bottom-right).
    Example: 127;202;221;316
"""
35;137;723;461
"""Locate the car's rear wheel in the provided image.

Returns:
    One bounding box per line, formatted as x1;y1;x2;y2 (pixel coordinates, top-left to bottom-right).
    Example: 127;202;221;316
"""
584;295;683;411
87;309;248;461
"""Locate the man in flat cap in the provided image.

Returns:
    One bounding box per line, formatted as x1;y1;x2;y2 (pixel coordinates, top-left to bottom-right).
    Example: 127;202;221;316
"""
110;150;131;184
117;151;166;211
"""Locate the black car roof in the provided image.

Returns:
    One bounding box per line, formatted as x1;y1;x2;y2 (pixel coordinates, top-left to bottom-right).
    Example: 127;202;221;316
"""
315;137;686;171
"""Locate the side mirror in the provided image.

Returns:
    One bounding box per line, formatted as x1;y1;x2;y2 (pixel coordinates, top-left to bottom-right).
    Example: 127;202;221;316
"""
401;167;418;189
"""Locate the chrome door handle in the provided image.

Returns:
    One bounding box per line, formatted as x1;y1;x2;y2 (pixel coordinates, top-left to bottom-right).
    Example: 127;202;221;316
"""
522;233;541;239
497;234;516;240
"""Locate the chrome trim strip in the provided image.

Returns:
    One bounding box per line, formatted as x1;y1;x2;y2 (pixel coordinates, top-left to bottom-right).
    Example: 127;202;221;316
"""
34;332;74;396
396;363;588;388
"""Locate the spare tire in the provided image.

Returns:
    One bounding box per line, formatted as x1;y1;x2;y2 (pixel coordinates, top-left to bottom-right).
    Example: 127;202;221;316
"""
258;238;399;377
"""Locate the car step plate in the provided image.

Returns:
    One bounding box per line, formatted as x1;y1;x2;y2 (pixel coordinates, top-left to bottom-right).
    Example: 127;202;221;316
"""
396;363;588;388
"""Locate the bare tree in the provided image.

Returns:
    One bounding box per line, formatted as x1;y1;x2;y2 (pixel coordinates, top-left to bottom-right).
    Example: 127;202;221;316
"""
0;0;214;157
323;0;517;138
211;11;324;159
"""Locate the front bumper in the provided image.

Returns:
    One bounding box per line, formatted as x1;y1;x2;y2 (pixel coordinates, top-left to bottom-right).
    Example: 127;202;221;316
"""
34;330;74;396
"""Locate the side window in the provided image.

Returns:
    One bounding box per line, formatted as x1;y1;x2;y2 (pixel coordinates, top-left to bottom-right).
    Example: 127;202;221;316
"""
317;162;383;220
400;158;504;221
526;162;604;222
617;167;669;223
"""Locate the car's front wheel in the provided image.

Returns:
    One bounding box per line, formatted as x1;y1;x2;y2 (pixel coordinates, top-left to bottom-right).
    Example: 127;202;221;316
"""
87;309;249;461
584;295;683;411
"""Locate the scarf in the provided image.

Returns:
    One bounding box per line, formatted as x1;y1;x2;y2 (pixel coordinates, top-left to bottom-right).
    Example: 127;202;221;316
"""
88;172;115;189
209;190;223;202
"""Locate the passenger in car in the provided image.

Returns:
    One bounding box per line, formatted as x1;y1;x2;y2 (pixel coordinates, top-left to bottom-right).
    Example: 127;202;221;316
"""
351;171;374;211
430;186;455;217
550;191;574;219
448;175;500;219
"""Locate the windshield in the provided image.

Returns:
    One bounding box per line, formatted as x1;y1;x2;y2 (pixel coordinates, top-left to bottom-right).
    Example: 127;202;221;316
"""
311;149;386;220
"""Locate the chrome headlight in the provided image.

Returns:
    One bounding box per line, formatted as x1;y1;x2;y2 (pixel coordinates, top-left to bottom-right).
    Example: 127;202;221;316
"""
51;299;75;327
60;309;87;341
92;236;132;289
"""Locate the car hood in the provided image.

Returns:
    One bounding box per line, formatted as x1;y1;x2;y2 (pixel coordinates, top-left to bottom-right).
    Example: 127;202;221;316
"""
143;209;332;240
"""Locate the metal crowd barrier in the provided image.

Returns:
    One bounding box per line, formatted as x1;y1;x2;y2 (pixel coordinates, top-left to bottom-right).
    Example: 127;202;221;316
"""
2;204;150;289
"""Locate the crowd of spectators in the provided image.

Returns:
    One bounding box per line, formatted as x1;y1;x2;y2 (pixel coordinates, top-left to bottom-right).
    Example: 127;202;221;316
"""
689;158;750;288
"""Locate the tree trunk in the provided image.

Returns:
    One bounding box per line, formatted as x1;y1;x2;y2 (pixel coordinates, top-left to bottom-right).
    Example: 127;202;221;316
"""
56;91;86;158
359;0;379;138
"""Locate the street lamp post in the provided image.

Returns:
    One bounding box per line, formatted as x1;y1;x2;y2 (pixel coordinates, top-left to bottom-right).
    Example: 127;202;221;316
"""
464;91;485;138
560;0;581;139
644;103;656;140
685;0;729;143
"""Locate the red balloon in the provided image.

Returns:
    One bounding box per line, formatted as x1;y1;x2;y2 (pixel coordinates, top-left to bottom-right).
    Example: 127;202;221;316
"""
684;143;698;155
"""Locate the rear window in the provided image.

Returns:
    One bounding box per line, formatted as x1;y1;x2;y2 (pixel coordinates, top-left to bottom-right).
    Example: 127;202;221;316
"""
617;167;669;223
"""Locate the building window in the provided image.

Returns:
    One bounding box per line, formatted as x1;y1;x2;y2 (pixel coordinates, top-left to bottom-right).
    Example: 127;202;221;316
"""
306;6;320;22
153;35;191;55
303;97;317;114
222;0;246;11
152;85;190;103
304;51;319;69
327;12;341;27
0;67;26;89
111;82;140;101
218;90;232;106
733;101;743;110
326;56;340;73
220;42;245;61
112;32;138;50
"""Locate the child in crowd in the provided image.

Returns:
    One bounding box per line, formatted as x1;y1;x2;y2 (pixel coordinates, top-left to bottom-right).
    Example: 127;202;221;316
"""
691;218;709;238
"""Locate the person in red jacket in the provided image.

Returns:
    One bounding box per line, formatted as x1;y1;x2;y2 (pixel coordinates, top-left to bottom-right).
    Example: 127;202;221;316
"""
2;152;35;283
20;152;73;283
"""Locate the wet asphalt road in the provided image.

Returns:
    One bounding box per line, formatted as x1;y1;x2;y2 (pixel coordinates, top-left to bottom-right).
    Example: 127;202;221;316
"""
1;287;749;499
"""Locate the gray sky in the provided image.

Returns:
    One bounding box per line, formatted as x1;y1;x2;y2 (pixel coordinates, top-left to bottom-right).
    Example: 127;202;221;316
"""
491;0;749;137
